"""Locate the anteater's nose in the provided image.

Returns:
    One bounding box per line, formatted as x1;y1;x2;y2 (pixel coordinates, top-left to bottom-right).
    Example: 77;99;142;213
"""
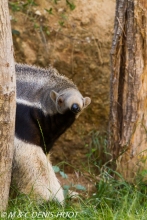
71;103;80;114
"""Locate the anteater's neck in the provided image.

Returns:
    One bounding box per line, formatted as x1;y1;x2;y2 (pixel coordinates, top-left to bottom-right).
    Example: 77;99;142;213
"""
15;103;76;153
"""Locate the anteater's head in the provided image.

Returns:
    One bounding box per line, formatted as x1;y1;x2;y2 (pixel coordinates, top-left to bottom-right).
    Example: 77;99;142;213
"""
50;88;91;116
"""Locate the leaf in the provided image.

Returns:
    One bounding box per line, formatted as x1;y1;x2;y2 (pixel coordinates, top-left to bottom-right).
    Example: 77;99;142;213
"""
74;184;86;191
45;8;53;15
12;29;20;36
60;171;68;179
141;170;147;177
59;21;64;27
27;0;38;6
53;166;60;173
63;185;70;190
66;0;76;11
54;0;60;4
9;2;20;12
34;23;40;29
46;30;50;35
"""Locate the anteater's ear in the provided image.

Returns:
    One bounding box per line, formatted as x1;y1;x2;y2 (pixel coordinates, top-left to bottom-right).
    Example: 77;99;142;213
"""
83;97;91;108
50;90;58;103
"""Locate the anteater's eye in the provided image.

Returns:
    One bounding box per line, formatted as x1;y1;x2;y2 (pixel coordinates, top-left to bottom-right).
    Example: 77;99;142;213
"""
58;98;63;105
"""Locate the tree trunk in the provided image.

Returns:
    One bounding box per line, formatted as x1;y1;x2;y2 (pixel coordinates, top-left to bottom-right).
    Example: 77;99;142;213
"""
0;0;16;211
109;0;147;182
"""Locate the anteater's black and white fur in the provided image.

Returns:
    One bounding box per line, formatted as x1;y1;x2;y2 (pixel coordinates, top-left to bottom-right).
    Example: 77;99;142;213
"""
12;63;91;204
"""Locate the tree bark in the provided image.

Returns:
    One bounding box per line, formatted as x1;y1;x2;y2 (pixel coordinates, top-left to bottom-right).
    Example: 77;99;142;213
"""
109;0;147;182
0;1;16;211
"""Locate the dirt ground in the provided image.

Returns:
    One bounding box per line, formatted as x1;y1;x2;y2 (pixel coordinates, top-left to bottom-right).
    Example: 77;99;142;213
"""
9;0;115;195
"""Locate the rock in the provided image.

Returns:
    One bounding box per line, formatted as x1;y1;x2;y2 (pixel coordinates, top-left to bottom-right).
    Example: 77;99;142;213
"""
81;18;90;26
85;37;91;43
58;8;64;13
89;63;97;70
35;10;42;16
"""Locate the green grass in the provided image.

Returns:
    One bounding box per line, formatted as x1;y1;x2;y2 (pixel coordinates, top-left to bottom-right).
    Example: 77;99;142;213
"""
4;168;147;220
4;176;147;220
3;132;147;220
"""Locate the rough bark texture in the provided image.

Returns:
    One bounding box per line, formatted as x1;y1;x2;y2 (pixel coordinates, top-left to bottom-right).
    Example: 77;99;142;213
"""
109;0;147;182
0;0;16;211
